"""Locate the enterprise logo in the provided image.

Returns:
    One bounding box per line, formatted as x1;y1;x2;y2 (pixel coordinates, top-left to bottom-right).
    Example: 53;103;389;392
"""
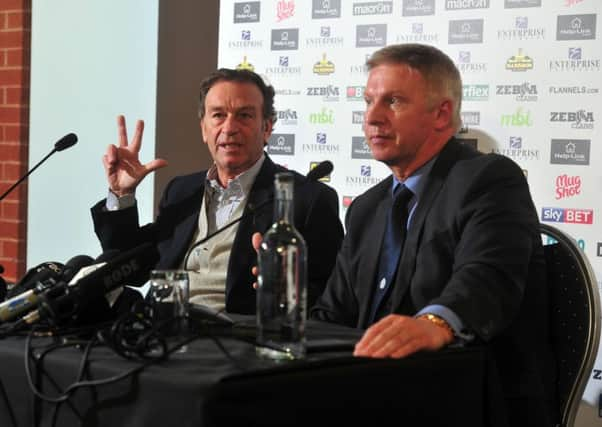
541;207;593;224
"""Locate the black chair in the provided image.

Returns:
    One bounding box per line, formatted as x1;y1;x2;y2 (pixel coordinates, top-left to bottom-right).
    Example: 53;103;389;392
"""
541;223;600;427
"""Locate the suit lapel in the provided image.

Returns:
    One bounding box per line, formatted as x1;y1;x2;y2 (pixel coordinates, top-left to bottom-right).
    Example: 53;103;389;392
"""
389;140;464;313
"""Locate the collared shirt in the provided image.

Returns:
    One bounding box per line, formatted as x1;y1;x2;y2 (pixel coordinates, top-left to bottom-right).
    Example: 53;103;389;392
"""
393;157;474;342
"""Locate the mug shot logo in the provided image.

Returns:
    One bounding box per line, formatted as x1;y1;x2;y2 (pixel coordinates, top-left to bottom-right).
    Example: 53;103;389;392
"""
309;161;331;182
496;82;538;102
346;165;383;186
277;109;298;126
491;137;540;161
305;26;344;48
276;0;295;22
313;54;335;76
445;0;490;10
267;134;295;156
302;133;340;153
311;0;341;19
271;29;299;50
236;56;255;71
541;207;593;225
342;196;354;210
352;1;393;16
556;14;596;40
306;85;340;102
402;0;436;16
548;47;601;72
356;24;387;47
462;84;489;101
504;0;542;8
352;111;365;125
234;2;261;23
347;86;365;101
505;49;534;72
550;139;590;165
564;0;585;6
264;56;302;77
309;107;335;125
497;16;545;40
396;22;439;43
455;50;487;73
351;136;373;159
555;174;581;200
228;30;263;49
448;19;484;44
500;108;533;127
550;110;594;130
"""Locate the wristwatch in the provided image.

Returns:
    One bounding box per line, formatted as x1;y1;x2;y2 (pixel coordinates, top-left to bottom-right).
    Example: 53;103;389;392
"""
418;313;455;337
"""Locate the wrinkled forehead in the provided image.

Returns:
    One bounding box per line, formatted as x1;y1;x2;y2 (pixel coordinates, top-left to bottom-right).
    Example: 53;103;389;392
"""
205;80;265;111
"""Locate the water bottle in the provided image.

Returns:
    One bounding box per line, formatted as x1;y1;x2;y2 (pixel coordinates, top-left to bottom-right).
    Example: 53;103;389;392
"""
256;172;307;359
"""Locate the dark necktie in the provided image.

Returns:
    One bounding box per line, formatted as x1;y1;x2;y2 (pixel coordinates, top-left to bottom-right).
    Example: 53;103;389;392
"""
368;184;414;324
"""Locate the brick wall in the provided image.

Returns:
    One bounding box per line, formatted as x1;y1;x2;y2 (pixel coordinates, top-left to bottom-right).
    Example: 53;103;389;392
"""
0;0;31;283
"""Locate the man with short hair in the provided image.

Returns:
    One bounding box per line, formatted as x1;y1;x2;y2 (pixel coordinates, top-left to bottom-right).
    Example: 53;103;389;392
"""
92;68;343;314
310;44;557;426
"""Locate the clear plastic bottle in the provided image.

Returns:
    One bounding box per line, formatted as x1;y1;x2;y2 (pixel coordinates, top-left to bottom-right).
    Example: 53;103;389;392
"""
256;172;307;359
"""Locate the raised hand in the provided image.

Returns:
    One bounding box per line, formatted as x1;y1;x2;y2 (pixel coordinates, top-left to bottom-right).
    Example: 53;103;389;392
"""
102;115;168;196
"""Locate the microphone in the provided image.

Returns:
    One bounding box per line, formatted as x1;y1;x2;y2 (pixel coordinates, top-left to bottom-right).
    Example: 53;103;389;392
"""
182;160;334;269
0;133;78;202
25;243;159;325
0;255;95;324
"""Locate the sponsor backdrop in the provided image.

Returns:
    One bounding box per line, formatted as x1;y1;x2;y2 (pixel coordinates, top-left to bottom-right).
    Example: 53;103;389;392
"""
218;0;602;419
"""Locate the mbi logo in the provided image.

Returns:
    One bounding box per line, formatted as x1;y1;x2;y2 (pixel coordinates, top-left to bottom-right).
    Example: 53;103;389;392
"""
500;107;533;127
541;207;593;224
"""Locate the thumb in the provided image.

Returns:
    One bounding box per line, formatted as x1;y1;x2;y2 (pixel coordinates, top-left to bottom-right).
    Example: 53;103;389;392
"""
252;232;263;252
144;158;169;174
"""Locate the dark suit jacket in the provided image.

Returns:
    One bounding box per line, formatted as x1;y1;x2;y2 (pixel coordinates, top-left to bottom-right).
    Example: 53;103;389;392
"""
311;139;557;426
92;154;343;314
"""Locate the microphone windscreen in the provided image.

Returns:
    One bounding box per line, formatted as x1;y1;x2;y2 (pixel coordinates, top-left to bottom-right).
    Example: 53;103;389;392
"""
7;262;64;298
95;250;120;263
306;160;333;182
54;133;78;152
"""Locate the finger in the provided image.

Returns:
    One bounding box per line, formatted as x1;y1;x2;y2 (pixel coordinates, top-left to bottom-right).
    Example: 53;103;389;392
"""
252;232;263;252
252;282;258;290
144;158;168;174
117;115;128;147
354;315;398;351
251;266;258;276
130;119;145;153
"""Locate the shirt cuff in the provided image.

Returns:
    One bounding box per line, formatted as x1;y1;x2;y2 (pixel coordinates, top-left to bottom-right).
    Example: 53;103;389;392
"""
416;304;475;343
105;190;136;211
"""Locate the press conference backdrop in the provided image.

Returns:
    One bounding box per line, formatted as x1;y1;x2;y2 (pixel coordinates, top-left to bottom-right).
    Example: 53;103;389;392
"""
216;0;602;422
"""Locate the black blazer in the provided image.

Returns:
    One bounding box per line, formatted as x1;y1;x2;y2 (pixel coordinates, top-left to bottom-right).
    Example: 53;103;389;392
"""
92;154;343;314
311;139;557;426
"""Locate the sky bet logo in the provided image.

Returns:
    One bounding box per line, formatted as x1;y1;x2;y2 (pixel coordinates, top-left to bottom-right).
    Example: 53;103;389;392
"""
541;207;593;224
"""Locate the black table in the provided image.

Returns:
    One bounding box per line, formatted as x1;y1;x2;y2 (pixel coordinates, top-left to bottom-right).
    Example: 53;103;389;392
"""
0;319;507;427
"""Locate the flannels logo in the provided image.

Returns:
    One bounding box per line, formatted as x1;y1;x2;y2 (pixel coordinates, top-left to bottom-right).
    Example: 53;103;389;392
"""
550;111;594;129
353;2;393;15
312;0;341;19
548;47;600;72
541;207;593;224
496;83;538;101
228;30;263;49
305;26;344;48
455;51;487;73
234;2;260;23
397;22;439;43
557;14;597;40
307;85;340;102
504;0;541;8
555;175;581;200
550;139;590;165
356;24;387;47
492;137;540;161
277;109;298;125
351;137;372;159
549;85;599;95
449;19;484;44
402;0;436;16
271;29;299;50
498;16;545;40
276;0;295;22
445;0;489;9
267;134;295;156
506;49;533;71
